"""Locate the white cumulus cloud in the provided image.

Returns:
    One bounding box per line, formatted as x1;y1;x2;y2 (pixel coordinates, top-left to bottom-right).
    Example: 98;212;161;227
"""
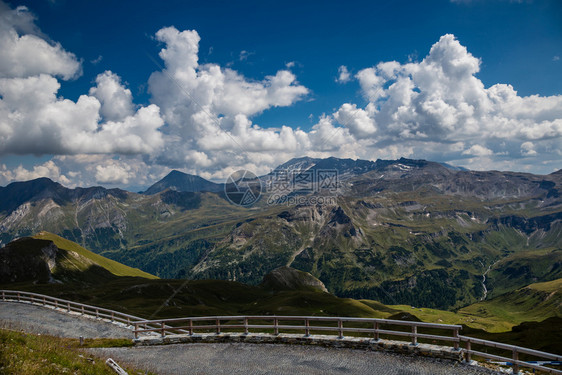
0;2;165;157
0;3;81;80
336;65;351;83
89;71;135;122
346;34;562;172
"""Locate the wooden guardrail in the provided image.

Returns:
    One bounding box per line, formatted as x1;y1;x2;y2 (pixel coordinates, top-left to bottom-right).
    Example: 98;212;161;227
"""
0;289;150;330
460;335;562;375
132;315;462;348
133;316;561;374
1;290;560;374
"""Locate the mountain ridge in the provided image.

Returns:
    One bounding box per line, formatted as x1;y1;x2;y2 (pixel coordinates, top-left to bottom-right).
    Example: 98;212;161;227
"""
0;156;560;311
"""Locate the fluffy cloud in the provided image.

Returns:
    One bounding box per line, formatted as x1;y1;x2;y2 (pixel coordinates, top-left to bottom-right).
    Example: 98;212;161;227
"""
89;71;135;121
346;34;562;171
0;73;164;155
0;160;70;185
334;103;376;137
336;65;351;83
0;3;164;157
520;141;537;156
146;26;311;173
0;3;81;80
462;144;493;156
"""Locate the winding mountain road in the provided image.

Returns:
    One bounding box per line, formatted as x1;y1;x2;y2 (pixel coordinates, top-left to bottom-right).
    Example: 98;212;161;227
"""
0;301;502;374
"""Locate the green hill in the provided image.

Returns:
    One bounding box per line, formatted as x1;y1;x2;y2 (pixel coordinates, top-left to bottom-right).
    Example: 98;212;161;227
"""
32;232;157;280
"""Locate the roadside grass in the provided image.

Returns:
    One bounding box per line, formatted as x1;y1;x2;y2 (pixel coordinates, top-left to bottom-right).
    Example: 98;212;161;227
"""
0;329;150;375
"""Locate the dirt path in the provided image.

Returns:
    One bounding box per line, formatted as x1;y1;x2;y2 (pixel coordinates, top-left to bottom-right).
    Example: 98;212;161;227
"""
0;301;133;338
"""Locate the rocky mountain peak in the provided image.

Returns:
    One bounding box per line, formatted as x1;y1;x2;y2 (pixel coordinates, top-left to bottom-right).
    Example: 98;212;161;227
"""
143;170;222;195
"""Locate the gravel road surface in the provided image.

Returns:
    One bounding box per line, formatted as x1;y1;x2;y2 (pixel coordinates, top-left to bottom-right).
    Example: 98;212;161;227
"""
89;343;502;375
0;301;133;338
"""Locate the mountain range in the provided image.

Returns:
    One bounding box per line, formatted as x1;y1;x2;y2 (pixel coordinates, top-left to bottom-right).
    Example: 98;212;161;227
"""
0;156;560;311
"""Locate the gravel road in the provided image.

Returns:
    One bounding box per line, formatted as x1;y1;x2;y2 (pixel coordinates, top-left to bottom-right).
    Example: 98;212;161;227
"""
0;301;133;338
89;343;502;375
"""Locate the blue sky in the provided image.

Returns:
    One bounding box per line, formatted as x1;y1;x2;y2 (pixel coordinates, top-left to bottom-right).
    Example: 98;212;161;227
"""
0;0;561;189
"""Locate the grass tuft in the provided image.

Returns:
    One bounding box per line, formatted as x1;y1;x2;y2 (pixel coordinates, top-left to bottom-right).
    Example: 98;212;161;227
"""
0;329;148;374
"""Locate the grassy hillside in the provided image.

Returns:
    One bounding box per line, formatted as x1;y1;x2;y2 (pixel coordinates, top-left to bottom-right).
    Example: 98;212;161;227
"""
382;278;561;333
487;247;562;298
33;232;157;280
459;278;562;329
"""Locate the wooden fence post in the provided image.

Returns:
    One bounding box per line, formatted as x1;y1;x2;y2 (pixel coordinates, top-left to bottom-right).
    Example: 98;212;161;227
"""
244;317;249;335
216;318;221;334
453;328;459;350
338;319;343;339
374;322;380;341
465;340;471;363
67;302;70;312
274;317;279;335
161;322;166;338
134;323;139;339
17;292;20;302
189;319;193;336
512;349;519;375
1;291;4;301
411;325;417;346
